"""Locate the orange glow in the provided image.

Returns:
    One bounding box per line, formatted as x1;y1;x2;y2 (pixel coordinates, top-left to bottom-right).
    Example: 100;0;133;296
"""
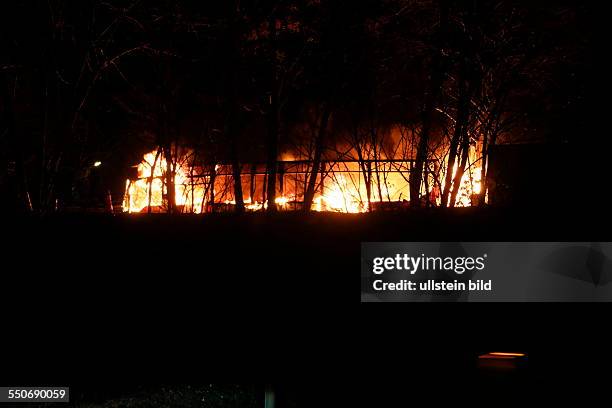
445;144;483;207
479;352;526;359
122;146;484;213
122;150;207;213
488;352;526;357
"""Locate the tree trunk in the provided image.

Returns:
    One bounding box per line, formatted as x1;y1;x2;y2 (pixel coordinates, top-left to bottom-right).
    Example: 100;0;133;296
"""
265;16;279;212
147;147;162;213
265;95;279;212
356;144;372;211
226;9;245;213
164;144;176;214
449;139;470;207
209;166;216;213
478;95;506;207
441;69;470;207
303;102;332;211
250;163;257;203
230;141;244;213
410;0;448;207
478;130;489;207
226;99;244;213
368;128;384;202
479;129;500;205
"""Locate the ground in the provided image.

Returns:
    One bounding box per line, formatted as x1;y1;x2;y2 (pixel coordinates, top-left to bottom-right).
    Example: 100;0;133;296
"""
2;209;607;402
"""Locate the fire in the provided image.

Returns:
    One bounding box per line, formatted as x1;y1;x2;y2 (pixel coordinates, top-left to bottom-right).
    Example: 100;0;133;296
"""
448;144;484;207
314;174;367;213
122;147;484;213
123;150;207;213
451;161;483;207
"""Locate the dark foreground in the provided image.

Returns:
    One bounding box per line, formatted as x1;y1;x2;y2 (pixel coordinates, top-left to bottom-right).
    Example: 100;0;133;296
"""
2;209;609;402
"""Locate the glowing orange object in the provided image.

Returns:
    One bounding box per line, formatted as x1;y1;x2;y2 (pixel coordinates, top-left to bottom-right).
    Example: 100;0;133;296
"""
488;352;525;357
479;352;526;359
122;146;485;213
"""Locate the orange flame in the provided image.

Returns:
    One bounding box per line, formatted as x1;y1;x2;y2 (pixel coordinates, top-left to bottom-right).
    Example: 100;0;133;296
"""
122;148;483;213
